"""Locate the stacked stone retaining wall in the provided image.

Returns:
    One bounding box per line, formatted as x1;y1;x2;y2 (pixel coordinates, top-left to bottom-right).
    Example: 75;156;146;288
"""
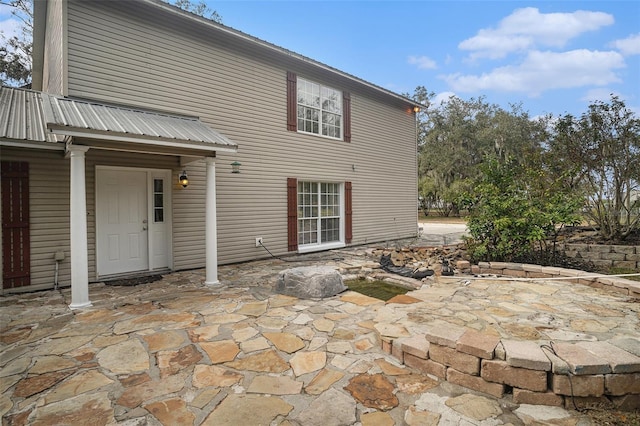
377;262;640;410
381;323;640;410
559;243;640;270
471;262;640;299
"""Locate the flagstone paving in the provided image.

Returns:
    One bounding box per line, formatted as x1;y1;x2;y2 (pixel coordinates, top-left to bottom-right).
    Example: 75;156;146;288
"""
1;244;639;425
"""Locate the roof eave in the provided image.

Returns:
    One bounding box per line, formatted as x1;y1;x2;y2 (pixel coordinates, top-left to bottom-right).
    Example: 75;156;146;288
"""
49;126;238;154
0;139;64;150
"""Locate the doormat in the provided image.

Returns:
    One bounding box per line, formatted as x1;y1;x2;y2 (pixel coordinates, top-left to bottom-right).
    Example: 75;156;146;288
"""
104;275;163;287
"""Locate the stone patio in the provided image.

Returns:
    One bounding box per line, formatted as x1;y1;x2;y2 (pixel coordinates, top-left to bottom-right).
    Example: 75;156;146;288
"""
1;243;639;425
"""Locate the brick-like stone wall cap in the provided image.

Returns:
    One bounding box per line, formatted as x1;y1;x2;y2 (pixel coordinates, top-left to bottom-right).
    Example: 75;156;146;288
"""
609;338;640;357
611;278;640;289
501;340;551;371
456;330;500;359
423;321;466;349
556;268;587;277
597;277;617;285
522;264;543;273
540;266;563;275
553;342;611;375
577;341;640;373
488;262;517;270
542;347;571;374
400;335;430;359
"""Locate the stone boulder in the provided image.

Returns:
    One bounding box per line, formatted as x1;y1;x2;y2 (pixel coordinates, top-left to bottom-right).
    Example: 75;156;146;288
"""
276;266;347;299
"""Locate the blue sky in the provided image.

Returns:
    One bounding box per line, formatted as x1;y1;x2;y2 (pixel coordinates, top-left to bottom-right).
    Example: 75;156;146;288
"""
1;1;638;118
210;0;640;118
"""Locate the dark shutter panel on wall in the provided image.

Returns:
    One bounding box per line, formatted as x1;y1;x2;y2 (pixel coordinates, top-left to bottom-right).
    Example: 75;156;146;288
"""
287;178;298;251
345;181;352;244
287;72;297;131
1;161;31;289
343;91;351;142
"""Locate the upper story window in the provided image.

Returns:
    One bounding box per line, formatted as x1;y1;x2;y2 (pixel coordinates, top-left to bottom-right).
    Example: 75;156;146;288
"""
297;78;343;139
287;71;351;142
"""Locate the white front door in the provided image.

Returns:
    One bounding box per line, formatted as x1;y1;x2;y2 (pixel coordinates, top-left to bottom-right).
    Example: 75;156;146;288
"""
96;167;172;277
96;169;150;276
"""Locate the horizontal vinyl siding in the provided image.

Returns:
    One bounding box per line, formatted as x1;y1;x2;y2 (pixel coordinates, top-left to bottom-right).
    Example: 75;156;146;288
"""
172;162;206;270
1;148;70;292
65;0;417;267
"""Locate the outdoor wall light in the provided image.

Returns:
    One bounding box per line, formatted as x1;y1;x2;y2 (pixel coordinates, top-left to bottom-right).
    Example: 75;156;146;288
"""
413;106;421;113
231;161;242;174
179;170;189;188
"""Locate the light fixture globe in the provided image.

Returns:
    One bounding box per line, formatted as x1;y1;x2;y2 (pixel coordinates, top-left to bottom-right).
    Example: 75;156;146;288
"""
179;170;189;188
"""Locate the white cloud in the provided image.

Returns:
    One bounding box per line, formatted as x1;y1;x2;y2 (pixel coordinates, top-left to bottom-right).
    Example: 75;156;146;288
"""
459;7;614;59
432;91;456;106
442;49;625;96
408;55;437;70
609;33;640;56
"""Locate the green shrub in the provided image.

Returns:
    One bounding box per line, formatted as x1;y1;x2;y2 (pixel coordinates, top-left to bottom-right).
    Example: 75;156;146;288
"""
462;158;581;262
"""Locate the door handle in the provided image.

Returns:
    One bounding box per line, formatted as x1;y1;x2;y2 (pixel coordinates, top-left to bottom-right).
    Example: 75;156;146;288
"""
142;226;148;231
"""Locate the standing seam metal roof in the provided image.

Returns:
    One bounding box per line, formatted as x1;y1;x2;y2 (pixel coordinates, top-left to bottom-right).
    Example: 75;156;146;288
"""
0;86;237;150
0;86;56;142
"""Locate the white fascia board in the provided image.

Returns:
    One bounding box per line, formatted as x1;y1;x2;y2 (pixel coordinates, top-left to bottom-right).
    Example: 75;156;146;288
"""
0;140;65;151
51;129;238;153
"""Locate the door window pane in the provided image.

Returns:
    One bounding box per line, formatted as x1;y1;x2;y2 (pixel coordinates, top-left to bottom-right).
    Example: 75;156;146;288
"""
153;178;164;223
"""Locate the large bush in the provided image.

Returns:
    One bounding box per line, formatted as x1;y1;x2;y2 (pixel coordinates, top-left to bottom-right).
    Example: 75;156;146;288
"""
462;158;582;262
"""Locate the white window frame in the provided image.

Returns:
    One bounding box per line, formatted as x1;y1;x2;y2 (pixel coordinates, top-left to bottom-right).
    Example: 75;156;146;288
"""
297;181;345;253
297;77;343;140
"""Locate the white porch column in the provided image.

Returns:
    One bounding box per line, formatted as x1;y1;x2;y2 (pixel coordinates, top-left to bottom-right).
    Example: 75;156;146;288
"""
68;146;92;309
204;158;220;285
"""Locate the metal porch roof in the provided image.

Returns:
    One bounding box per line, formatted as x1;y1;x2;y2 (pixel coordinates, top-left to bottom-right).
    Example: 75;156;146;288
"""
0;86;237;152
0;86;56;143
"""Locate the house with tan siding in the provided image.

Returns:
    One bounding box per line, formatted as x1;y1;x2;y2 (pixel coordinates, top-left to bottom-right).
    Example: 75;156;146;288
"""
0;0;420;306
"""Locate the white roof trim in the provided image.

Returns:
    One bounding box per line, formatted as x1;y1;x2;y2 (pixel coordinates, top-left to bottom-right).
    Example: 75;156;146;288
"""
51;129;237;153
